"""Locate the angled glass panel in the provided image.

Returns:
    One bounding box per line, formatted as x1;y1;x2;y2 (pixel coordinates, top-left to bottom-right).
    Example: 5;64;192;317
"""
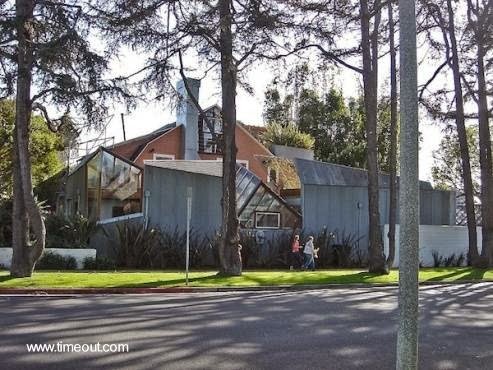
87;152;101;220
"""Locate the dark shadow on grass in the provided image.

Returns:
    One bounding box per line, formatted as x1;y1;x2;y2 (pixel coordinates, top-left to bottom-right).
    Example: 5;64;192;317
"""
425;268;474;282
425;268;489;282
110;274;226;288
0;274;17;283
456;268;488;281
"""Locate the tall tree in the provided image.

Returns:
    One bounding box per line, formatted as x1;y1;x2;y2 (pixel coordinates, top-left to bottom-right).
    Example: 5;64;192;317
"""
217;0;241;275
360;0;387;273
465;0;493;266
1;0;126;277
396;0;420;366
427;0;480;263
386;0;398;269
98;0;292;275
264;85;395;170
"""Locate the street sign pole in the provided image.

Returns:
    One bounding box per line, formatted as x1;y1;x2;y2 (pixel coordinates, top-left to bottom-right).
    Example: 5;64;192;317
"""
186;187;192;286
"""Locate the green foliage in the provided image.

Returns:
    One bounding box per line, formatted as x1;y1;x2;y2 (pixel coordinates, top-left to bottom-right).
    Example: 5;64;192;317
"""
83;256;117;270
36;251;77;270
264;85;396;170
113;222;161;269
111;223;214;269
0;200;12;248
298;89;368;167
262;122;315;149
45;214;100;249
0;100;65;200
431;126;480;195
263;87;294;126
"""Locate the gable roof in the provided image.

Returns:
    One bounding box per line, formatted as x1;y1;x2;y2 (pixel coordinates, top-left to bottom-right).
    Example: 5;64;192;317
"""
241;123;267;143
108;123;177;161
294;158;433;189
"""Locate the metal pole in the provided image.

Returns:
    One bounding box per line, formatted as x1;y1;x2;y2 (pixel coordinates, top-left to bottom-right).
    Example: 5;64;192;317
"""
186;187;192;286
120;113;127;141
397;0;420;368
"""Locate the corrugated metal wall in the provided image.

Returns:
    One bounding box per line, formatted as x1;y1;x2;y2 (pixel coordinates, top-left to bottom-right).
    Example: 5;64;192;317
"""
302;184;455;248
144;166;222;235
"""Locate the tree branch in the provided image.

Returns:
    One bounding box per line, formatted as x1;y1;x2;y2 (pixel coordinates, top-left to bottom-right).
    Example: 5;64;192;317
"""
178;50;218;142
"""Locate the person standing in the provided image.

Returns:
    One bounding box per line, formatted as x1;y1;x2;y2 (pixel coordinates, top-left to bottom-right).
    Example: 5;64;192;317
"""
302;236;317;271
289;235;303;270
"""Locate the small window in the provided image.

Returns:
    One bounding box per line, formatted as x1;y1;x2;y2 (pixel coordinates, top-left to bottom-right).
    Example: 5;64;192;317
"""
153;153;175;160
255;212;280;229
267;167;277;183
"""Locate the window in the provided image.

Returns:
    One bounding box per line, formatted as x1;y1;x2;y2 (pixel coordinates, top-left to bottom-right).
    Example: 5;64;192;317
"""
199;109;223;153
255;212;280;229
267;167;277;183
153;153;175;160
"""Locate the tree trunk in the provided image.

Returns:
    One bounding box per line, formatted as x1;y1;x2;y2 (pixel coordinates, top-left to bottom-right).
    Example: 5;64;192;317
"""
387;0;398;269
217;0;241;276
396;0;419;368
10;0;46;278
476;41;493;266
444;0;479;265
360;0;387;274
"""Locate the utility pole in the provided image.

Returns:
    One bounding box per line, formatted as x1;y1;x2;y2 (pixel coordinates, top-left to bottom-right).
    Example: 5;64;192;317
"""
396;0;420;368
121;113;127;141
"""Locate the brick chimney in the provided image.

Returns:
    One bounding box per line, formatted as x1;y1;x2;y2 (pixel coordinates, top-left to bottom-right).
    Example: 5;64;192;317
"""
176;78;201;160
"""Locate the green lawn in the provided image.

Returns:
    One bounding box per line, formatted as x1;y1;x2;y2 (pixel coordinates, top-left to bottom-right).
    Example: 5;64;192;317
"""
0;268;492;289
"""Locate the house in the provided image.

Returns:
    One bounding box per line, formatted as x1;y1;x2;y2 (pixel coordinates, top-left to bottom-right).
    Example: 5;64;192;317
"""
107;79;273;182
62;77;458;260
143;160;301;234
293;158;456;249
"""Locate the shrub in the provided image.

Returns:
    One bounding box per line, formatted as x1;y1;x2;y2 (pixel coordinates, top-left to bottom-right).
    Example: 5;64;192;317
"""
83;256;116;270
431;251;466;267
37;251;77;270
156;226;214;269
262;122;315;150
0;200;12;248
432;251;443;268
45;213;99;249
113;222;161;269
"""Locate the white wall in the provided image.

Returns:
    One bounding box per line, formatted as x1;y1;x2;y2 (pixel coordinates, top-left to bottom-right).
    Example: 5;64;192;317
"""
383;224;483;267
0;248;96;269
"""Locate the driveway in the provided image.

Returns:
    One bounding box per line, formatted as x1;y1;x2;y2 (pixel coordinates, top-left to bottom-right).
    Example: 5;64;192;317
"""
1;283;492;369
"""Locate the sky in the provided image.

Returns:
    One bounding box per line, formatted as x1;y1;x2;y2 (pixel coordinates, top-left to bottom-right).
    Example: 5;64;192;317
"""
79;44;446;184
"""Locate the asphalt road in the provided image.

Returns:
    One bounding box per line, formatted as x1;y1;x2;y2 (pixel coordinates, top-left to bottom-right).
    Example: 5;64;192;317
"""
1;283;493;370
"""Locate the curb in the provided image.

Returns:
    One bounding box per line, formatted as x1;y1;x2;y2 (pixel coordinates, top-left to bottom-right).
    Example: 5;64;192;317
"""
0;280;489;295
